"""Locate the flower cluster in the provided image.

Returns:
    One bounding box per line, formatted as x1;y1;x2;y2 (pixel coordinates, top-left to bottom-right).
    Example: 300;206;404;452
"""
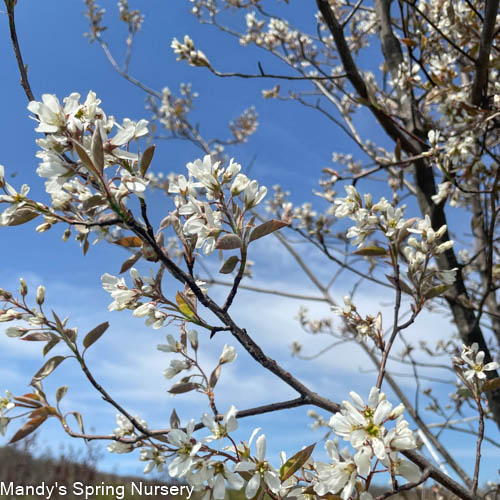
334;185;457;296
331;297;382;346
171;35;210;67
454;343;500;384
169;154;267;255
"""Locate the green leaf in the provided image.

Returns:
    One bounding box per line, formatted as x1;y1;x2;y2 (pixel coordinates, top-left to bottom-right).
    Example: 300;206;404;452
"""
482;377;500;393
353;246;387;257
425;284;450;299
176;292;197;320
280;443;315;481
249;219;289;243
219;256;240;274
31;356;66;383
140;145;156;177
83;321;109;350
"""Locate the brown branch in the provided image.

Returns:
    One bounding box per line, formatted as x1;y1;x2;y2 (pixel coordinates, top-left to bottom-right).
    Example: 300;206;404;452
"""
210;65;346;81
5;0;35;102
470;0;499;107
120;207;341;414
374;468;431;500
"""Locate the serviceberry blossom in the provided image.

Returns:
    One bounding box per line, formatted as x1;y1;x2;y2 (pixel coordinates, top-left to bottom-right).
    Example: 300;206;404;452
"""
458;343;500;381
330;387;416;462
233;433;281;499
171;35;210;67
167;419;202;477
202;405;238;441
314;440;370;499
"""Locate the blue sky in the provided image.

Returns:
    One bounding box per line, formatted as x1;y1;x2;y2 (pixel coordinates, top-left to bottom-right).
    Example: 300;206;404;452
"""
1;0;498;487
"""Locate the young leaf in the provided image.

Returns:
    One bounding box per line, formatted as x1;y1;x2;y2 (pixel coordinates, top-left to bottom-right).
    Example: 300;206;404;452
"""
140;144;156;177
9;415;48;444
69;411;85;435
83;321;109;350
168;382;200;394
43;338;60;356
280;443;316;481
56;385;68;404
176;292;197;320
425;284;450;300
215;234;242;250
219;256;239;274
209;365;221;389
353;246;387;257
119;250;142;274
31;356;66;383
91;125;104;174
249;219;289;243
113;236;143;248
170;408;180;429
482;378;500;393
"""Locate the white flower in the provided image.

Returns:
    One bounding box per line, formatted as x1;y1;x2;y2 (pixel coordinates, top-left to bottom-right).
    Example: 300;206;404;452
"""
113;413;147;437
164;359;191;379
330;388;393;460
334;185;361;218
27;93;81;133
157;334;182;353
230;173;250;195
383;417;416;451
461;343;500;381
0;390;14;412
101;273;139;311
186;155;221;195
243;180;267;209
140;447;166;474
381;452;420;483
107;441;133;454
167;419;202;477
202;405;238;441
314;440;368;499
233;434;281;498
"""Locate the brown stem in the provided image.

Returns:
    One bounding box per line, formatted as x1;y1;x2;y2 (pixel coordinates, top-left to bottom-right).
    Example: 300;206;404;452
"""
5;0;35;102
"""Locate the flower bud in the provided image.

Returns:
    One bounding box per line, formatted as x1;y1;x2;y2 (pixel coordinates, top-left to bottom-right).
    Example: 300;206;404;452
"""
19;278;28;297
230;174;250;196
435;240;454;254
219;344;237;365
62;228;71;242
188;329;198;351
36;285;46;306
36;222;52;233
0;288;12;300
